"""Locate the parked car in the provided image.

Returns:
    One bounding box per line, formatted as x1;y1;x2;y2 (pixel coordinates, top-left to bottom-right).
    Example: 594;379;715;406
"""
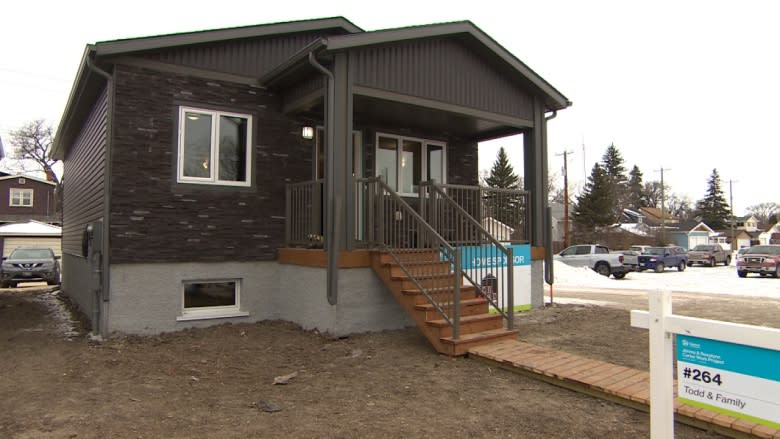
736;244;780;278
636;246;688;273
629;245;652;254
0;247;61;288
687;244;731;267
555;244;632;279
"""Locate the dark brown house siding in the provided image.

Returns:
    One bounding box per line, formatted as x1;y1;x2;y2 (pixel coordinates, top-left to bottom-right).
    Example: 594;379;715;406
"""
62;87;108;255
109;64;311;263
0;177;57;220
352;38;535;121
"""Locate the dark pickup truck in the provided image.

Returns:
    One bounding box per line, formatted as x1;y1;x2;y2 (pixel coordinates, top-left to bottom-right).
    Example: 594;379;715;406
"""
636;246;689;273
687;244;731;267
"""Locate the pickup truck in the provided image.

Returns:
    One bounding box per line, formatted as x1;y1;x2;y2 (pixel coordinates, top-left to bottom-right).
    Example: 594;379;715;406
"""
636;246;688;272
555;244;632;279
687;244;731;267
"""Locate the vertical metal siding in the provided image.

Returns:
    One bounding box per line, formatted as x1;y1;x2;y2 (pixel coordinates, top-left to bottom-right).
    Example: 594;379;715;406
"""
140;32;331;78
352;38;534;120
62;87;107;255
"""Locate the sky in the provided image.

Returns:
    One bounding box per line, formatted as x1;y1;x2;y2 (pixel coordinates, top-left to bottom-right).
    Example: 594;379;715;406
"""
1;0;778;215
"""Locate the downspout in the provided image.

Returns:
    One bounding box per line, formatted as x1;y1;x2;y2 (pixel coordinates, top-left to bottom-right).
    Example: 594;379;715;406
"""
85;56;113;335
308;51;339;305
543;110;557;293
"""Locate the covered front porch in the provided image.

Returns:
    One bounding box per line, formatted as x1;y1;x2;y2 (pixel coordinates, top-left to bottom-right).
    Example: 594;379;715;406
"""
263;21;569;352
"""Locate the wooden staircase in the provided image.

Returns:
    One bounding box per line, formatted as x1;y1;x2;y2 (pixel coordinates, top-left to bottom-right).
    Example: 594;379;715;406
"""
371;249;519;356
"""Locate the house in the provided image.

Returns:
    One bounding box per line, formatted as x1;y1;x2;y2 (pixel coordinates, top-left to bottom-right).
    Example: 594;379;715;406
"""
0;175;58;224
0;220;62;258
638;207;679;228
730;214;759;232
52;17;569;348
666;221;714;250
758;222;780;245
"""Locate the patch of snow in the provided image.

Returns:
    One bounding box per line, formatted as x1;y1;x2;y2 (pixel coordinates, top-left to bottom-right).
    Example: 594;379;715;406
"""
550;260;780;299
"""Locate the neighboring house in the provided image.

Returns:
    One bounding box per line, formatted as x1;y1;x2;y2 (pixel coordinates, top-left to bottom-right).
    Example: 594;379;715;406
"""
713;229;751;250
482;217;514;242
666;221;713;250
637;207;679;228
0;220;62;258
52;17;568;338
0;175;58;224
730;214;759;232
758;222;780;245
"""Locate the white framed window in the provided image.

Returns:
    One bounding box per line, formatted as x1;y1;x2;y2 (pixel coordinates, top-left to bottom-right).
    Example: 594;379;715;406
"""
375;133;446;195
9;188;33;207
177;107;252;187
178;279;248;321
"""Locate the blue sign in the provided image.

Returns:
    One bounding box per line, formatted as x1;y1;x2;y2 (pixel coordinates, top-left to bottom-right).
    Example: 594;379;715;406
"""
459;243;531;269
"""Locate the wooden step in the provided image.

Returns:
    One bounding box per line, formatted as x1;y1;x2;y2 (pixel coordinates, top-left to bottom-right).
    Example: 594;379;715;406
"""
387;261;452;277
440;328;520;356
414;297;489;320
401;285;478;304
392;272;463;290
379;249;441;265
426;313;504;337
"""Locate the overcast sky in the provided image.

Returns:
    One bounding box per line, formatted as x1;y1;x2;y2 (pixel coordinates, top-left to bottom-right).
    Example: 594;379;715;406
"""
2;0;778;215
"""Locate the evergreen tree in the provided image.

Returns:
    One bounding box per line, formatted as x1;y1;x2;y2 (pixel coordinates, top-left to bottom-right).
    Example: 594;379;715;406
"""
484;147;522;227
600;143;628;220
627;165;646;211
572;163;616;229
484;147;520;190
695;169;731;229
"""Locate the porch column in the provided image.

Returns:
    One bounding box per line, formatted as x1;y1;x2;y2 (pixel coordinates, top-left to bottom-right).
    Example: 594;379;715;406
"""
331;52;354;251
524;97;549;246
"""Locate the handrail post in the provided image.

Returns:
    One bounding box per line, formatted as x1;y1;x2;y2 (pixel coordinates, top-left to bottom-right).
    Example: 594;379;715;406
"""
376;180;385;247
453;247;461;340
507;246;514;330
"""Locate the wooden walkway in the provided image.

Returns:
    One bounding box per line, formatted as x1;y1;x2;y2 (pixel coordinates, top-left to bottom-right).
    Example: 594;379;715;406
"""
469;340;780;439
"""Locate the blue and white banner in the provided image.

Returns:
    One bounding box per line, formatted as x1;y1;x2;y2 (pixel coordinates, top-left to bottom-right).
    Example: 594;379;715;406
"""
456;243;532;310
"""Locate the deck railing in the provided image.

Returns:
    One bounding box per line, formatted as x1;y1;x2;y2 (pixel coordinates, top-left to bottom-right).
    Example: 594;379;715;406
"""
285;179;323;247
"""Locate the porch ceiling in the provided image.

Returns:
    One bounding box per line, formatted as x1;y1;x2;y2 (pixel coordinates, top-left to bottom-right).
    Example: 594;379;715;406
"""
289;93;527;141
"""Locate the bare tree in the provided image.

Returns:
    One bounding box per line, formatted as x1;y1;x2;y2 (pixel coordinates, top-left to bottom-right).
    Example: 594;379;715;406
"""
6;119;60;185
746;202;780;224
666;193;694;220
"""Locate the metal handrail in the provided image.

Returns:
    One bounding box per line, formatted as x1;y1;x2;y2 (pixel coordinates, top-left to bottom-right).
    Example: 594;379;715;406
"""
420;181;518;330
357;176;463;339
285;179;323;247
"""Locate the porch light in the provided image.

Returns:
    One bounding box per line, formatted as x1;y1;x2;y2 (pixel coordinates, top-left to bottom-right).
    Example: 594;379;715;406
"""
301;126;314;140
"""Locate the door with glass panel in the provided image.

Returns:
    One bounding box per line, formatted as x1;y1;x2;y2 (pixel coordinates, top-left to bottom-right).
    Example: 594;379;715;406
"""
315;130;364;242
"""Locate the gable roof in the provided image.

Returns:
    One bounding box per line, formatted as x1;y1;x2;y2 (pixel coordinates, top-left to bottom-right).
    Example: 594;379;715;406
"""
262;20;570;112
0;220;61;236
0;174;56;186
54;17;570;159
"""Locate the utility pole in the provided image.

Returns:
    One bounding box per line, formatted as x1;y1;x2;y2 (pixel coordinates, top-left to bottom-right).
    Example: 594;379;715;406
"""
729;180;737;251
556;150;574;248
655;167;671;244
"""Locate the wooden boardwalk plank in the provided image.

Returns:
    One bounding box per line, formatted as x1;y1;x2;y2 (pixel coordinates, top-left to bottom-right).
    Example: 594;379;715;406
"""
469;339;778;438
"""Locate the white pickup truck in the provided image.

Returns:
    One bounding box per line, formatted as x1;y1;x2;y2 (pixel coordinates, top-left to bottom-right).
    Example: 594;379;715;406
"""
555;244;633;279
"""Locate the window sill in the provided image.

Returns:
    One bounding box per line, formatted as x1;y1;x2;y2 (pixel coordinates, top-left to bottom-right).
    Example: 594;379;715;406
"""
176;310;249;322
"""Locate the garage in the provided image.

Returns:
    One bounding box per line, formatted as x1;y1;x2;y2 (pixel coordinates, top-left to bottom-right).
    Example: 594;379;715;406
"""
0;221;62;258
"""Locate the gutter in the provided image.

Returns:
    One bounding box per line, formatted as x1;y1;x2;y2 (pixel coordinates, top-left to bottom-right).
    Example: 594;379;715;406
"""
543;110;557;289
308;51;339;306
85;56;113;336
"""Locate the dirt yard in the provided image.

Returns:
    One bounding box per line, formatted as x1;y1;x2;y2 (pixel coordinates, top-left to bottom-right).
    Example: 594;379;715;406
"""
0;287;747;438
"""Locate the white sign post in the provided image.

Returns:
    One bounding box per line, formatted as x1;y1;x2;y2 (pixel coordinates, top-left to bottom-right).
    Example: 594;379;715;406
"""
631;290;780;438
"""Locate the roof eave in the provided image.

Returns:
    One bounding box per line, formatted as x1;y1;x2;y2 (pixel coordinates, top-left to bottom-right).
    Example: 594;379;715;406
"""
95;17;363;57
259;39;328;88
52;45;95;160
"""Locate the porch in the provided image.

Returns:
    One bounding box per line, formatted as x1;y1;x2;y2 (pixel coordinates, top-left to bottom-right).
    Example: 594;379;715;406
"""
283;177;532;355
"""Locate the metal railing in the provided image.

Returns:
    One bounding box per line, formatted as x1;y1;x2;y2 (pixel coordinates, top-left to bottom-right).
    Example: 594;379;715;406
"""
358;177;464;339
420;182;530;330
285;179;323;247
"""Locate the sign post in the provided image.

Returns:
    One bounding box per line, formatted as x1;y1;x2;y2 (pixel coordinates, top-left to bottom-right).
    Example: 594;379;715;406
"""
631;290;780;437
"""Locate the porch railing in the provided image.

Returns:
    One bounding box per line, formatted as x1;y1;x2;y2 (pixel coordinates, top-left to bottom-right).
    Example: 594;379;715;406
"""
420;181;525;330
285;179;323;247
357;177;464;339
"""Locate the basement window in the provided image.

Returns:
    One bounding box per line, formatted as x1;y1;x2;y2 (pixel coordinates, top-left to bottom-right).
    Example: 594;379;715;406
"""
178;279;248;321
177;107;252;187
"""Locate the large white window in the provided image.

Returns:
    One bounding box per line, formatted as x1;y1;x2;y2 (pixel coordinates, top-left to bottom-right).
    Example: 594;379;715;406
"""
178;279;248;321
177;107;252;186
9;188;33;207
375;134;446;195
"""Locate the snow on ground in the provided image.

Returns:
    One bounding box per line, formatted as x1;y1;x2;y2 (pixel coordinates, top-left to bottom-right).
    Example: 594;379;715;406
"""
550;260;780;299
